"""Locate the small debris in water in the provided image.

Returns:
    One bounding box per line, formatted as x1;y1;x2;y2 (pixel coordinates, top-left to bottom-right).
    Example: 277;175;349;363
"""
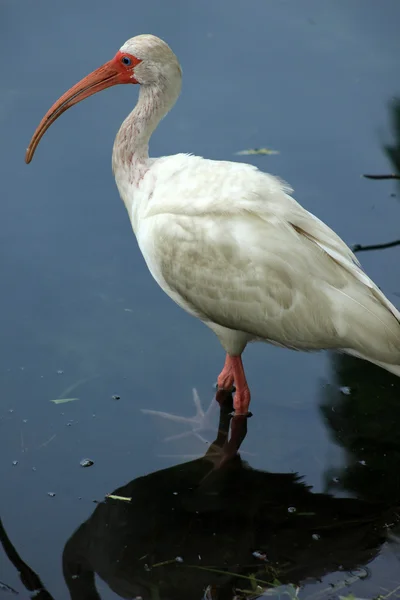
236;147;279;156
47;492;56;497
8;409;14;413
71;575;79;580
23;419;28;423
80;458;94;468
358;460;367;466
312;533;321;540
32;467;37;471
173;492;178;495
144;564;151;572
51;397;79;404
175;556;183;563
339;386;352;396
332;477;340;483
288;506;296;513
57;369;64;374
252;550;268;561
12;460;18;466
112;394;120;400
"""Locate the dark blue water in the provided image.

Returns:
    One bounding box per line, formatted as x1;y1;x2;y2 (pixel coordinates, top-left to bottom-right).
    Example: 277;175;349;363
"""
1;1;400;598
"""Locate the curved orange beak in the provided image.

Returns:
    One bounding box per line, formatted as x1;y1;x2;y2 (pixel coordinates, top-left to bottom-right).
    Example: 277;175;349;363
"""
25;59;124;164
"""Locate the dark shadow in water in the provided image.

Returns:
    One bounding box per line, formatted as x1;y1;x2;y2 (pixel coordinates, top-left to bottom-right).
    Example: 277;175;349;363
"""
61;394;400;600
0;517;54;599
384;98;400;178
363;97;400;182
356;97;400;252
320;353;400;506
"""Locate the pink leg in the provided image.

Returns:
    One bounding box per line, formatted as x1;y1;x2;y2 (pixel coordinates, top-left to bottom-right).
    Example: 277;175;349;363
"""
217;354;234;391
230;355;251;416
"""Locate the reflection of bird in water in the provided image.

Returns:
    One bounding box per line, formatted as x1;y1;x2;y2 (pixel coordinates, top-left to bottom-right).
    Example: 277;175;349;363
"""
320;353;400;505
62;397;400;600
26;34;400;417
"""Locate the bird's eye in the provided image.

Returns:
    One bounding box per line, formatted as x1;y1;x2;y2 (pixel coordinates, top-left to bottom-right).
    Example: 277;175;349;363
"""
121;56;131;66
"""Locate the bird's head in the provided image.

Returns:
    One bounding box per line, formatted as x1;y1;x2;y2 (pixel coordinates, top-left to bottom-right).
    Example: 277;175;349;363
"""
25;34;181;164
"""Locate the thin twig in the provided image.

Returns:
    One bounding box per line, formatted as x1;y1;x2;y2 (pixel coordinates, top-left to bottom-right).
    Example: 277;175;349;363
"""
352;239;400;253
182;564;274;586
379;583;400;600
38;433;56;448
363;173;400;180
58;374;98;400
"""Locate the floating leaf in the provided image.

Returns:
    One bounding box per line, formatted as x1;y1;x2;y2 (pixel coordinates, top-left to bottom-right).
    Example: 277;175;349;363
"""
235;147;279;156
106;494;132;502
50;397;79;404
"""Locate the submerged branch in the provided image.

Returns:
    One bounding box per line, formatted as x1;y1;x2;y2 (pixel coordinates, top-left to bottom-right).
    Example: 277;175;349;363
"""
352;239;400;253
0;518;55;599
363;173;400;180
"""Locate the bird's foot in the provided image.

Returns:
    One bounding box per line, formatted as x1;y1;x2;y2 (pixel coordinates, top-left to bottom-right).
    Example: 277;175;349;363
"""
230;410;253;418
215;382;236;392
216;359;235;393
232;384;251;417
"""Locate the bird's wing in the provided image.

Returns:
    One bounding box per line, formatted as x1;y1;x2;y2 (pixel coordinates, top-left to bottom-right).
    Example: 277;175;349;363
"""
278;193;400;325
145;207;399;362
138;157;399;361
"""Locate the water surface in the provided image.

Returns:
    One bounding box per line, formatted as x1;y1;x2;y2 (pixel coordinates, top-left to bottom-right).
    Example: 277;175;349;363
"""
1;1;400;598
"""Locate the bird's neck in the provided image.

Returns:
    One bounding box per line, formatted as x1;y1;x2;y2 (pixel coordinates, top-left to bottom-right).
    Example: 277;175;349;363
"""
112;81;180;187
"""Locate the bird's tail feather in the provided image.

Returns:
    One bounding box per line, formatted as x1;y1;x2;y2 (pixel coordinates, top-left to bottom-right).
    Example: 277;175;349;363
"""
343;348;400;378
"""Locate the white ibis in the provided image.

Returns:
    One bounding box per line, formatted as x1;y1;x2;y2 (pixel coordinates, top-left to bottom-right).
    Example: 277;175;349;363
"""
26;34;400;416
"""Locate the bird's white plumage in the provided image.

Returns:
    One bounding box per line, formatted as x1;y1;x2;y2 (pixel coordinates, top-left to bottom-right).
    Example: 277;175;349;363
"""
111;35;400;378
